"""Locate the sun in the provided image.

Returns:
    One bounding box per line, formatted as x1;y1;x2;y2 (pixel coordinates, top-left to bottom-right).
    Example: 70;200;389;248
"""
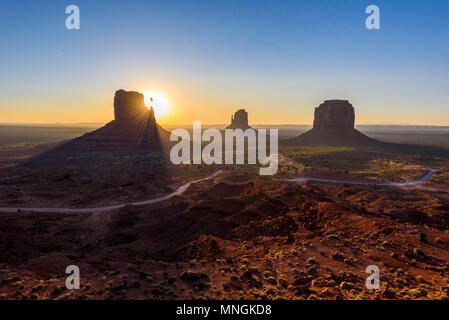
144;91;169;119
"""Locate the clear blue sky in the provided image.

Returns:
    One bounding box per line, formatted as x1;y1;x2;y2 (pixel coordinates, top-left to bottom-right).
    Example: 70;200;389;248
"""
0;0;448;125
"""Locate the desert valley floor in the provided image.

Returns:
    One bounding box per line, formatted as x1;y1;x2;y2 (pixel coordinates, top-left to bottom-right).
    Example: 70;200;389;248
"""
1;133;449;300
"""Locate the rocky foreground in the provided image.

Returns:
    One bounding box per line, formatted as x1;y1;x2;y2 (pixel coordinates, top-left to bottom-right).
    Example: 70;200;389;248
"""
1;170;448;300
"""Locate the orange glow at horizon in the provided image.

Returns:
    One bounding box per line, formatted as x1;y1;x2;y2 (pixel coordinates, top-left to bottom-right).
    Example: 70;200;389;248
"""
144;91;170;120
1;86;449;126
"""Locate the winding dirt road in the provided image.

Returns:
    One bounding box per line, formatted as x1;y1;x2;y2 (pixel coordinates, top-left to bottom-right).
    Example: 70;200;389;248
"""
284;170;435;186
0;171;225;214
0;169;436;214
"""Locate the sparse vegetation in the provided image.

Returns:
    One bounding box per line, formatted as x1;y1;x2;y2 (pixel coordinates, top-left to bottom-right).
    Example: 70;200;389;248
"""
1;140;449;300
413;247;425;256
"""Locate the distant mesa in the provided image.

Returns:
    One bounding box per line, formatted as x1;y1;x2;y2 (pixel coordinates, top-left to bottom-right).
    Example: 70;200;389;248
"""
38;89;170;155
226;109;252;130
289;100;378;146
313;100;355;131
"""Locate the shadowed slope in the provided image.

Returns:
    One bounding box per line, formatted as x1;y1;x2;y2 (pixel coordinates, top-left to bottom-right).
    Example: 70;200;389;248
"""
26;90;171;162
60;89;170;152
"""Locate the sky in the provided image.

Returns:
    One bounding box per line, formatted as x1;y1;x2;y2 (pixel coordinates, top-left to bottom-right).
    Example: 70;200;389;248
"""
0;0;448;125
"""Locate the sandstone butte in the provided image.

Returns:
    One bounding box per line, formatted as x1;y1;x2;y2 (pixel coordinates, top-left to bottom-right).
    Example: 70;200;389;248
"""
48;89;170;153
290;100;379;146
226;109;253;131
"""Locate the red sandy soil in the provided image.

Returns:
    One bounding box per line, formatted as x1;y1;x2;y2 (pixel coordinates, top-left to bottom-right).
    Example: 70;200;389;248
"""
1;170;449;300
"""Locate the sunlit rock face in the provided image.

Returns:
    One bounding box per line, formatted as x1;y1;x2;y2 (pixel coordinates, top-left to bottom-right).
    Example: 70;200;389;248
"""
226;109;252;130
313;100;355;131
289;100;378;146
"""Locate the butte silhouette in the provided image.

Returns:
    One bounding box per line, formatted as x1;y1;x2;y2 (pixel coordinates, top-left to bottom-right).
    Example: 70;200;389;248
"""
289;100;378;146
26;90;171;168
226;109;253;130
59;90;169;152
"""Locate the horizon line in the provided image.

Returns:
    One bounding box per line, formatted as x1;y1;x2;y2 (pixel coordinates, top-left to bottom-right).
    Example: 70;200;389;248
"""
1;122;449;128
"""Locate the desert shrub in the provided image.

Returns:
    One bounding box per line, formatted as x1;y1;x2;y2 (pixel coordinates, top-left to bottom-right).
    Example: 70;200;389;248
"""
263;271;272;278
31;281;44;292
251;274;260;282
419;232;427;243
200;269;209;277
30;293;39;300
413;247;425;256
409;288;427;298
240;258;249;264
307;265;317;272
82;291;94;299
52;285;63;295
169;289;179;297
369;231;379;239
294;193;301;202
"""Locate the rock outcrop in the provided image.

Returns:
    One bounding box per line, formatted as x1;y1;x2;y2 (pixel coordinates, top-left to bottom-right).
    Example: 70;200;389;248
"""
226;109;252;130
289;100;378;146
313;100;355;130
114;89;151;124
36;90;170;155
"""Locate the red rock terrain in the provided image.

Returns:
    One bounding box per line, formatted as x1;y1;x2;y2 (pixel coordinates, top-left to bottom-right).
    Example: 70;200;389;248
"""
1;169;448;300
0;96;448;300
